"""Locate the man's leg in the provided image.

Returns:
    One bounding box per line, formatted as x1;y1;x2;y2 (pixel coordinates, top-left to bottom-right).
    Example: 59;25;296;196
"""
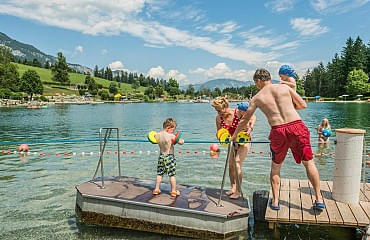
302;160;323;203
270;161;282;206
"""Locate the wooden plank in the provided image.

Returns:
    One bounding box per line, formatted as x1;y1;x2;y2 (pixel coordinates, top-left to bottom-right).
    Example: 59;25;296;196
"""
362;188;370;202
289;179;302;222
360;189;368;202
277;190;289;221
290;179;300;191
280;178;289;191
265;189;278;221
321;181;343;225
327;181;358;226
359;201;370;220
309;180;330;224
350;202;370;226
299;180;316;223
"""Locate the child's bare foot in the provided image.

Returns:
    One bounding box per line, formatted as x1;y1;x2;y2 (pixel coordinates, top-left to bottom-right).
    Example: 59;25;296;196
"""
229;192;241;199
225;190;235;196
170;190;180;197
152;189;161;195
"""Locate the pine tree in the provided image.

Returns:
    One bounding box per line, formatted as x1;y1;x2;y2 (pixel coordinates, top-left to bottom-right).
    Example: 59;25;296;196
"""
51;52;70;84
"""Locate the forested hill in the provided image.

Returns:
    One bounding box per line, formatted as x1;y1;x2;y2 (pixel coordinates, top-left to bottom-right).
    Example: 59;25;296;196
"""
181;78;253;91
0;32;55;64
0;32;91;74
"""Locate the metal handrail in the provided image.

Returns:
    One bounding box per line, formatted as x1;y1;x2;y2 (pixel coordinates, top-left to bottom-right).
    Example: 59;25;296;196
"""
91;128;121;188
217;141;245;207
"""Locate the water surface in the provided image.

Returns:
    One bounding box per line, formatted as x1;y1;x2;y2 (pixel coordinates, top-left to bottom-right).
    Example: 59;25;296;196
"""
0;102;369;239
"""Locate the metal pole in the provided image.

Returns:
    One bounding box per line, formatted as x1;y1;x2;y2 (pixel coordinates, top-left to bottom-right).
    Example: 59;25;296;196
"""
92;129;109;180
117;128;121;179
100;129;112;188
217;143;233;207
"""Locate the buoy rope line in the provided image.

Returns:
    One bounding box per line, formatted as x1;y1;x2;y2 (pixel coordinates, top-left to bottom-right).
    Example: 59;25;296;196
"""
1;149;369;158
0;137;335;146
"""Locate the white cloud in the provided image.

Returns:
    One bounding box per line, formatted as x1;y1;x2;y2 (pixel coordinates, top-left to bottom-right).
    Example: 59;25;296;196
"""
265;0;296;12
310;0;370;14
75;45;83;53
109;61;125;71
203;21;239;34
167;69;188;83
101;49;108;55
270;41;300;50
147;66;187;83
147;66;165;78
0;0;280;66
190;63;255;82
290;18;329;36
240;26;300;51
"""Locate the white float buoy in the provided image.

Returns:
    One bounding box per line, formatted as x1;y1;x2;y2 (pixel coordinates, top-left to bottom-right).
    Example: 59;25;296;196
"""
332;128;366;204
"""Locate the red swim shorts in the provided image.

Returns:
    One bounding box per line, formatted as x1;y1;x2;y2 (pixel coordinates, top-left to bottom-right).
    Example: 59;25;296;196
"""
269;120;313;164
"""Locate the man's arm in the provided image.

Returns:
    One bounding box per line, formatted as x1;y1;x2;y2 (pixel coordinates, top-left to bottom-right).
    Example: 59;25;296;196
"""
246;114;256;135
289;87;306;110
231;100;257;141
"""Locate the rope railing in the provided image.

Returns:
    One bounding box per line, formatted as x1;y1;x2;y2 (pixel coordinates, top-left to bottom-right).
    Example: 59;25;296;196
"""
0;138;270;145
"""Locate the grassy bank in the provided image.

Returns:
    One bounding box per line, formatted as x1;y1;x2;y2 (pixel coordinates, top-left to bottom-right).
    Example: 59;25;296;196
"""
15;63;146;96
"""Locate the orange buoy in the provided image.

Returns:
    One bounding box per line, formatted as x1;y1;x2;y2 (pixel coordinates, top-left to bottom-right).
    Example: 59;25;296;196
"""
18;144;29;152
210;144;220;152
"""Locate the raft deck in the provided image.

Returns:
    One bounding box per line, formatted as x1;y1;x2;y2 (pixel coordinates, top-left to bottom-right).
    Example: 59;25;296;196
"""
76;176;250;239
265;179;370;230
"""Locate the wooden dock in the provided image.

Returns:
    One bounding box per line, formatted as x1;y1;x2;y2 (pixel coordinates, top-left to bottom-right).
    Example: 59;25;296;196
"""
265;179;370;231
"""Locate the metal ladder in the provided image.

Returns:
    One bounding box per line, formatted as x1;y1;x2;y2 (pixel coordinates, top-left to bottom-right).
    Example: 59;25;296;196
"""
91;128;121;188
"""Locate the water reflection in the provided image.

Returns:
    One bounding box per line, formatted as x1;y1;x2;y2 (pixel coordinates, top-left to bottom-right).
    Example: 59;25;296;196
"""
315;142;330;165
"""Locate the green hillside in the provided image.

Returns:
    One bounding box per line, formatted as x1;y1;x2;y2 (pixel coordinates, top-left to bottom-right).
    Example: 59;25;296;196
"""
14;63;146;96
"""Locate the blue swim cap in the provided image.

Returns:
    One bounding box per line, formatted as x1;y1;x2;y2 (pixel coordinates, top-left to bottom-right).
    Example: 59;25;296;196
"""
279;65;297;79
237;102;249;111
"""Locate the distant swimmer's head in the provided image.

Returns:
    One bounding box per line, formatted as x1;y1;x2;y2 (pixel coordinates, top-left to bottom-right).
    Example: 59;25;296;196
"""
279;65;297;80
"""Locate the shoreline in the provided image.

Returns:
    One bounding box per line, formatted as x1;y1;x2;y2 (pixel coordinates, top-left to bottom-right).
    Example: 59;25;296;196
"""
1;99;369;108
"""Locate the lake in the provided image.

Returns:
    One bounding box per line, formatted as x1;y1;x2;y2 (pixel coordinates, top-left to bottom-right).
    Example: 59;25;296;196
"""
0;102;369;239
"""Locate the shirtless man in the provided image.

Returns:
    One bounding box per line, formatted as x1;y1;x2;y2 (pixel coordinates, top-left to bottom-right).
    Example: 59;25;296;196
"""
231;68;325;210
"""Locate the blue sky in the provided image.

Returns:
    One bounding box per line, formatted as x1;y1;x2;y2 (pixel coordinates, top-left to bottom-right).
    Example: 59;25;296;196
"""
0;0;369;85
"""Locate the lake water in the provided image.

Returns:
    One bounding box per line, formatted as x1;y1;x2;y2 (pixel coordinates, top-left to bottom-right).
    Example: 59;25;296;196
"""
0;102;369;239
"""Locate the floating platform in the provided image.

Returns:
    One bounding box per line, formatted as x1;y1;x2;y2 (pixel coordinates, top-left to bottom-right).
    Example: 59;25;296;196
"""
265;179;370;231
75;176;250;239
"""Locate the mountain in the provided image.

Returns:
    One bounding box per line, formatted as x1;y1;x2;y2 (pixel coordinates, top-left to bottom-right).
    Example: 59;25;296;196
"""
0;32;92;74
181;78;253;91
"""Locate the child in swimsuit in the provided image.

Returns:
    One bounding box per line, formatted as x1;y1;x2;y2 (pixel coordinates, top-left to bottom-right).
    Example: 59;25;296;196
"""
317;118;331;143
152;118;184;197
279;65;297;90
211;97;256;199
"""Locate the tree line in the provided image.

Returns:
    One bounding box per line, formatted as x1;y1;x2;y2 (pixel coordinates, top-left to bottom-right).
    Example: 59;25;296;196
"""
303;36;370;98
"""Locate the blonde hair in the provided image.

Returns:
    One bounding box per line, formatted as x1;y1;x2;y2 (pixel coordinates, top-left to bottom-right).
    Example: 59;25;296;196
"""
211;97;229;110
321;118;330;129
163;118;177;129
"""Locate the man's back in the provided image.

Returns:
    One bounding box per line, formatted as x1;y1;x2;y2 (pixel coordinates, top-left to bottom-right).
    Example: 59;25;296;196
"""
253;83;304;126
